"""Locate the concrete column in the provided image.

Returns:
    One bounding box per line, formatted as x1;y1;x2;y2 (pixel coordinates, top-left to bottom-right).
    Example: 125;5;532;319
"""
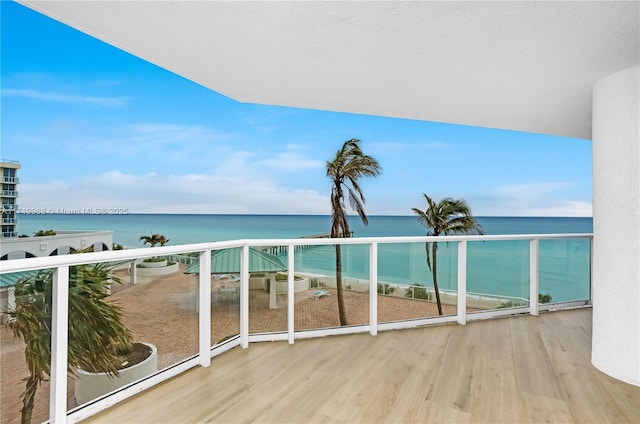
591;64;639;386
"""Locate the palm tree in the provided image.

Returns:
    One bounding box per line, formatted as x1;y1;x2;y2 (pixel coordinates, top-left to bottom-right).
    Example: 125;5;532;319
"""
9;261;132;424
412;194;484;315
327;139;381;325
139;233;170;247
140;234;170;262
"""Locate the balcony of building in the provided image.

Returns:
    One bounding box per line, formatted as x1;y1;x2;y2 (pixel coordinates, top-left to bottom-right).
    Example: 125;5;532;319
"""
3;233;636;424
0;190;19;198
80;307;638;424
1;177;19;184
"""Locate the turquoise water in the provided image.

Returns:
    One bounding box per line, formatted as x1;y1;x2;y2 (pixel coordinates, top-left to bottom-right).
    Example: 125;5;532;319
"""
16;214;592;302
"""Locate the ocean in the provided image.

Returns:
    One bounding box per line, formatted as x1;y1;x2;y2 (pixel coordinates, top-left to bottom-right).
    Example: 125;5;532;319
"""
15;214;593;303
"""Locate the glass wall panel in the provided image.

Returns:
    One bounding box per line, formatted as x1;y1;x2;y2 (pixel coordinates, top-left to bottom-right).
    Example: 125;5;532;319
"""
378;241;458;322
293;243;369;330
1;269;52;424
539;238;591;303
467;240;530;311
72;254;199;408
247;245;287;335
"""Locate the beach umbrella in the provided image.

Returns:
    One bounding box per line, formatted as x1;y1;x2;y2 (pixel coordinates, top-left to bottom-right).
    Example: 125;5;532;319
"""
184;247;287;274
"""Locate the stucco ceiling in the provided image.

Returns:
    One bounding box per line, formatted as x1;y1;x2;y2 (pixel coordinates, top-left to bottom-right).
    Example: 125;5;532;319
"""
18;1;639;139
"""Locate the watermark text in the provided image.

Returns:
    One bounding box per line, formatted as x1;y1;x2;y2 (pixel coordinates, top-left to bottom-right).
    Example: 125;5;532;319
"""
17;207;129;215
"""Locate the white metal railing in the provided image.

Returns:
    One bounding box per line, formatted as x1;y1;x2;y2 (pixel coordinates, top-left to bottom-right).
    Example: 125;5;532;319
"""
0;233;592;423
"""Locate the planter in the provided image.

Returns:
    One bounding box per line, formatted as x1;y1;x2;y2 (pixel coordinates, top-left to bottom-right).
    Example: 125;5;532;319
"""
136;262;179;277
139;259;167;268
74;342;158;405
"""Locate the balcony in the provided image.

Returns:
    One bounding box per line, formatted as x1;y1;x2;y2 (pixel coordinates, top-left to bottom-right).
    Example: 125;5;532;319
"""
0;190;18;198
1;204;17;211
1;177;19;184
81;308;639;423
2;233;636;424
1;231;17;238
1;218;16;224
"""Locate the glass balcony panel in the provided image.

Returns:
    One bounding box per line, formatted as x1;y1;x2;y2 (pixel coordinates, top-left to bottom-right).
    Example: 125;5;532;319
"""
467;240;530;311
378;241;458;322
539;238;591;303
247;245;287;335
179;248;241;345
293;243;370;330
71;254;198;408
2;269;52;424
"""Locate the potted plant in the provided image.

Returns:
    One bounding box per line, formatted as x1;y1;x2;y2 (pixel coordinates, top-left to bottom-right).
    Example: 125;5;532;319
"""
74;340;157;405
8;257;154;424
139;234;170;267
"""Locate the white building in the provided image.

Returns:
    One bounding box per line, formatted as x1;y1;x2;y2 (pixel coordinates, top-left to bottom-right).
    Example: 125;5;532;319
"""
1;159;20;238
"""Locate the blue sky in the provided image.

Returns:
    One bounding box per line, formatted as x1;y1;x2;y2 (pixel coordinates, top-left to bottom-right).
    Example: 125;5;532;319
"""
1;1;592;217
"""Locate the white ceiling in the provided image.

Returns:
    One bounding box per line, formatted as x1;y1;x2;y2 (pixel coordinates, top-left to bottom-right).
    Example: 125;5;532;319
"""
19;1;639;139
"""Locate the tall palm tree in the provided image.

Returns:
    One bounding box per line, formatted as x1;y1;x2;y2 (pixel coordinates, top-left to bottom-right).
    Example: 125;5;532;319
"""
412;194;484;315
9;261;132;424
327;139;381;325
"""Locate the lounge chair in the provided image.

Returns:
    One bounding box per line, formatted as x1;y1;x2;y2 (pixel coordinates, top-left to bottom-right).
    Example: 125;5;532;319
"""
313;289;329;300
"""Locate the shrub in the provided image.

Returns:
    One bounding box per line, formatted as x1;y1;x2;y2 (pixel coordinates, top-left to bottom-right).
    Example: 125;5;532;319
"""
377;283;395;295
310;278;319;288
275;274;302;281
34;229;56;237
143;257;166;263
539;292;553;303
405;284;432;301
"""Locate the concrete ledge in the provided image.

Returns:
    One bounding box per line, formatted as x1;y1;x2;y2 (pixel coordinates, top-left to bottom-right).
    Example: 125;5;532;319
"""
136;262;179;276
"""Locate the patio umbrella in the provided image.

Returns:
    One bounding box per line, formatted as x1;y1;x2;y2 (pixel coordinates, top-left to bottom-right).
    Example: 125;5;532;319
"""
184;247;287;275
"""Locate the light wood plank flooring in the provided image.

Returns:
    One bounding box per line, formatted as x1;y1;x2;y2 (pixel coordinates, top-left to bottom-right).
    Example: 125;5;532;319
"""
83;308;639;423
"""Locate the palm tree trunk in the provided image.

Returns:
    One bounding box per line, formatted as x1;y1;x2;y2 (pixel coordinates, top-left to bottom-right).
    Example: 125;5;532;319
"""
432;241;443;316
335;244;348;326
21;375;40;424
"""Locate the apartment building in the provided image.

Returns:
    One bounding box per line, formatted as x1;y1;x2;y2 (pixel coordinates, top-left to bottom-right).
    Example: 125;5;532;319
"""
0;159;20;238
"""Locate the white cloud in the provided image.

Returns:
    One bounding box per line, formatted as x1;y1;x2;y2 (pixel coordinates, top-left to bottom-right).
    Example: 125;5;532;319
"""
470;182;592;217
257;152;325;172
18;171;330;215
2;88;129;107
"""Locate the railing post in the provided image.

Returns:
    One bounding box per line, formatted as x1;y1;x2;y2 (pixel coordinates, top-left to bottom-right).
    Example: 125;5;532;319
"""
131;260;138;285
288;244;295;344
198;250;211;367
457;241;467;325
240;245;250;348
530;239;540;316
50;265;69;424
369;242;378;336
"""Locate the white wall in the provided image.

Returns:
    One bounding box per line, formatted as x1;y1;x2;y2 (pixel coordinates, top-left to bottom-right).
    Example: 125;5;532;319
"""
591;64;640;386
0;231;113;258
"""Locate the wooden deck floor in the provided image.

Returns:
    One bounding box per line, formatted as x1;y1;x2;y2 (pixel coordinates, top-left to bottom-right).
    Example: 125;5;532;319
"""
83;308;639;424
